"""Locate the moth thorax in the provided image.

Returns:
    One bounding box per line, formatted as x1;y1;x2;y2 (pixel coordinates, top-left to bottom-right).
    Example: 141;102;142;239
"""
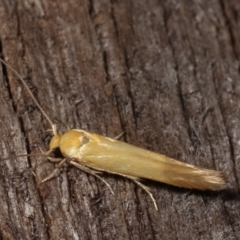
57;130;89;157
49;135;62;150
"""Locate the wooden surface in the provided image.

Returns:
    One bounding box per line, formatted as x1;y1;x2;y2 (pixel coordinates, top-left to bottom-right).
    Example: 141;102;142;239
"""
0;0;239;239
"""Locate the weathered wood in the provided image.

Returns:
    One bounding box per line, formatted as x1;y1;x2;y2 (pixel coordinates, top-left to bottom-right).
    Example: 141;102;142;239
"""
0;0;239;239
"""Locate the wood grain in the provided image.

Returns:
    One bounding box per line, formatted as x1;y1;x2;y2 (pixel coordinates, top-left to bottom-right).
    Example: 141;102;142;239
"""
0;0;239;239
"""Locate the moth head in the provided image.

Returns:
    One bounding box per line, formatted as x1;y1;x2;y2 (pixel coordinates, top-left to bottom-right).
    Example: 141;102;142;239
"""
49;134;62;150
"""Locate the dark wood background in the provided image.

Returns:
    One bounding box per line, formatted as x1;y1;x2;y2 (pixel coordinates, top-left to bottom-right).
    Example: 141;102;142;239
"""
0;0;239;239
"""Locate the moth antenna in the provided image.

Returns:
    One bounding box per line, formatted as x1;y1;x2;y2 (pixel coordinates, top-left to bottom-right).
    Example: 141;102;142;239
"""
0;58;57;135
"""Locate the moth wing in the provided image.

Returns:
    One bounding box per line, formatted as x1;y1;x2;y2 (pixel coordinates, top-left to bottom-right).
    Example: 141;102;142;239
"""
74;131;226;190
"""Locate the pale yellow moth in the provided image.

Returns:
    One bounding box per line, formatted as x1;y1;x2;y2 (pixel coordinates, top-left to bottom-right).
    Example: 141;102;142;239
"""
0;58;227;210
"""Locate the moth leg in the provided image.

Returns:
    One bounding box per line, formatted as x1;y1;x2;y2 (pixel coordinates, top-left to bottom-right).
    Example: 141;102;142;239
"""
69;161;114;194
31;148;55;174
83;166;158;210
41;158;67;183
39;147;54;156
131;179;158;211
47;157;64;163
114;132;124;140
29;148;52;177
107;174;158;210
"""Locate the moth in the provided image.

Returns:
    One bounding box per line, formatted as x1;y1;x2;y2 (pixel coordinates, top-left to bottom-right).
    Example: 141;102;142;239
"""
0;58;227;210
